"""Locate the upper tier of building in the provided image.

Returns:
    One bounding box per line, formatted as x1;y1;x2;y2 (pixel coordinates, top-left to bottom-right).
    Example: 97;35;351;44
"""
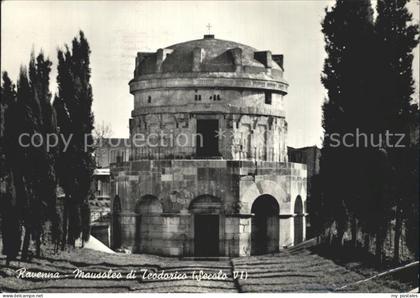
129;35;288;94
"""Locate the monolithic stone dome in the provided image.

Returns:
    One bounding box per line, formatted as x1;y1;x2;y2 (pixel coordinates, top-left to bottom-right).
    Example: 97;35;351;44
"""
130;35;288;95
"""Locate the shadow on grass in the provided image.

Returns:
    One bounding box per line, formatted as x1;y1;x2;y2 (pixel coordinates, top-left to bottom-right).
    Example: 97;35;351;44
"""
309;244;419;292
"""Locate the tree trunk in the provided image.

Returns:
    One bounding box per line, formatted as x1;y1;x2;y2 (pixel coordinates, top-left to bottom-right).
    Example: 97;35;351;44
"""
336;221;345;249
393;201;403;263
35;231;41;258
1;195;22;265
375;230;384;265
351;214;357;248
21;227;31;261
61;198;68;251
363;233;370;251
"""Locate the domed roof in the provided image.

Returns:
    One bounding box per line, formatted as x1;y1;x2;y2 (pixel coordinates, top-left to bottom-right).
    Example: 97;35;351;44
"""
130;35;288;95
135;35;283;76
165;36;280;72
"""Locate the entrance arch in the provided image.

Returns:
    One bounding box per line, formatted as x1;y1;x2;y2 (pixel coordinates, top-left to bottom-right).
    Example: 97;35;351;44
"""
135;195;162;214
251;194;280;255
294;195;304;245
135;195;162;252
189;195;221;256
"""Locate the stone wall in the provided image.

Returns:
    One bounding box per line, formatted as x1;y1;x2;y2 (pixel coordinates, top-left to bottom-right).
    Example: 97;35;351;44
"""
129;111;287;162
133;89;284;113
114;36;307;257
110;160;306;256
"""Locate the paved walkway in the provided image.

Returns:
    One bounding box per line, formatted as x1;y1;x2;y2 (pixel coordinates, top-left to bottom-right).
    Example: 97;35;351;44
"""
0;248;399;292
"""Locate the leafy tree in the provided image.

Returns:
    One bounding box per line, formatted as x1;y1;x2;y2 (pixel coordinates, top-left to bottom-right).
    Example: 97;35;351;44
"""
54;31;95;248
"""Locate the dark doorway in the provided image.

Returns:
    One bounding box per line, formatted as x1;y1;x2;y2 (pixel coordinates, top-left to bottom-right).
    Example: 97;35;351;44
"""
251;195;279;255
194;215;219;256
294;196;304;245
196;119;219;158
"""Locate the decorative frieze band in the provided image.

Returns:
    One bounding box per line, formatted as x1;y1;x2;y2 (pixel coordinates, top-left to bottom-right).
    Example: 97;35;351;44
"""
130;77;288;94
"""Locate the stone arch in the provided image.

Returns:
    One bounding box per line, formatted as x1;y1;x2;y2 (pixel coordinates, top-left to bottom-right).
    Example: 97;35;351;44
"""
189;195;222;256
241;180;288;213
189;194;222;214
135;195;162;214
256;180;287;208
293;195;304;245
251;194;280;255
236;114;253;128
134;195;162;252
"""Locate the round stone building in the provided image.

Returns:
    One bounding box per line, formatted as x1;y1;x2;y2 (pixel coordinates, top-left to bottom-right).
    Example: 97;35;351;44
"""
111;34;307;256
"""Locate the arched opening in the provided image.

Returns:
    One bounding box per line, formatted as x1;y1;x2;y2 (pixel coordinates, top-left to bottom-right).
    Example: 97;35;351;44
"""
189;195;222;256
135;195;162;252
135;195;163;214
294;195;304;245
251;194;280;255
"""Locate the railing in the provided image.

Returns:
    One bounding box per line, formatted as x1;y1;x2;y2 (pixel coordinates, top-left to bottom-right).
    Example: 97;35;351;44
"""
335;261;419;291
232;145;278;161
129;146;197;160
112;146;280;162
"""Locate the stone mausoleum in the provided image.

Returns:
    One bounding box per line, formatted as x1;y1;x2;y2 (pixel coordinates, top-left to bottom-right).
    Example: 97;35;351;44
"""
110;34;307;257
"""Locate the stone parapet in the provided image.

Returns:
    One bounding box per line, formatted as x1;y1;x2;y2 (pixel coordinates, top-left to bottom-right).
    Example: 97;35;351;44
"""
131;105;285;118
130;76;288;94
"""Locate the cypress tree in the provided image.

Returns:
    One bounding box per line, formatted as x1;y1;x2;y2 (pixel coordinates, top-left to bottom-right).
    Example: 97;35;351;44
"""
54;31;95;247
321;0;419;264
17;52;57;260
1;51;58;261
0;72;22;265
375;0;419;262
321;0;376;248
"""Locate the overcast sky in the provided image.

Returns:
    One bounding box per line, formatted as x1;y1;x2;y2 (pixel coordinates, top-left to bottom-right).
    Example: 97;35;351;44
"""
2;1;419;147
